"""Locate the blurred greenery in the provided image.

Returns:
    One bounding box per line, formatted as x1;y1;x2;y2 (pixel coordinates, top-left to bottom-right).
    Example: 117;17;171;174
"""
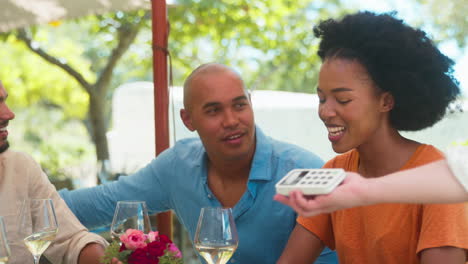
417;0;468;48
0;0;350;180
9;105;95;182
0;35;90;118
167;0;346;92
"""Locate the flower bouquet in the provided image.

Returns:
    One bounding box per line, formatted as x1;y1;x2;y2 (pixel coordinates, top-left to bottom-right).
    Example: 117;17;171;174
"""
101;229;183;264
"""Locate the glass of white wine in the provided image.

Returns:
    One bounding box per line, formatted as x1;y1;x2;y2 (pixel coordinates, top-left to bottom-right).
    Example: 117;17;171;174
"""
194;207;238;264
0;217;11;264
18;199;58;264
110;201;151;242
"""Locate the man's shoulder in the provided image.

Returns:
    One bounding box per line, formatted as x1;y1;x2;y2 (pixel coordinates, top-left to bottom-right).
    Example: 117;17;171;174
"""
157;137;204;164
174;137;203;146
1;149;37;165
144;138;204;179
172;138;203;153
0;150;42;179
267;137;323;166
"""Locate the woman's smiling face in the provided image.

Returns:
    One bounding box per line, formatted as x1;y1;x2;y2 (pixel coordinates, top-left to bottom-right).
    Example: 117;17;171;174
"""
317;58;393;153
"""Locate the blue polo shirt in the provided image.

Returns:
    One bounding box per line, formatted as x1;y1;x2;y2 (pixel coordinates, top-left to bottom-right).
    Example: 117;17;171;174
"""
60;127;337;263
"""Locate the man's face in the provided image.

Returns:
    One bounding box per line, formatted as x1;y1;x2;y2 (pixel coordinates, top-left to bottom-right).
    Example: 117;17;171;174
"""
181;70;256;162
0;82;15;153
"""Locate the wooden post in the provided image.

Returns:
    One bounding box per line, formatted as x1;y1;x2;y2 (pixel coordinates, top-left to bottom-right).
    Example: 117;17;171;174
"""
151;0;172;238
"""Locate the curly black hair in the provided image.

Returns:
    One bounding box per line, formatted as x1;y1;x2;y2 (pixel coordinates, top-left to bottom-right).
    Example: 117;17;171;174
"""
313;11;460;131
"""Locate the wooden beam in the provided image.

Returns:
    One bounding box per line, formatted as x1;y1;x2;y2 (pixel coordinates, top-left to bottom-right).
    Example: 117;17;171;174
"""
151;0;172;238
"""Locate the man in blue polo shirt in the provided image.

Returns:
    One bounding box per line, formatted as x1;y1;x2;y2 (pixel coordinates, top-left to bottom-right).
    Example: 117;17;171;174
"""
60;63;337;264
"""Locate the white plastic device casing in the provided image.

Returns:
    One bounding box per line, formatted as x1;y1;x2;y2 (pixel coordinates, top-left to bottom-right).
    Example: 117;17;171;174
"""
275;168;346;196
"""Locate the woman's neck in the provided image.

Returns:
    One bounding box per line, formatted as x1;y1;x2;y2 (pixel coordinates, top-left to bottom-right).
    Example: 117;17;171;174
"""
357;130;421;178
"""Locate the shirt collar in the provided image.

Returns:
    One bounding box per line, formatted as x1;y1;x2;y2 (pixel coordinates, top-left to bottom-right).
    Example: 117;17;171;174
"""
248;126;273;181
197;125;273;182
197;126;272;204
197;126;273;181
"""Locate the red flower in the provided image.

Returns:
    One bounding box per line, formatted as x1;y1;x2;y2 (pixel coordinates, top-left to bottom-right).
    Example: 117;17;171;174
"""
158;234;172;244
119;243;127;252
128;248;152;264
147;241;166;258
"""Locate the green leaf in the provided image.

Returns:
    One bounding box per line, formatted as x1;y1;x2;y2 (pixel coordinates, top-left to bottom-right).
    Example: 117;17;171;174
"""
100;241;122;264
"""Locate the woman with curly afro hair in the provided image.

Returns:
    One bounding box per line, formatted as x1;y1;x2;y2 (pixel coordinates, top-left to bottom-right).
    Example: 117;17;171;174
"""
276;11;468;264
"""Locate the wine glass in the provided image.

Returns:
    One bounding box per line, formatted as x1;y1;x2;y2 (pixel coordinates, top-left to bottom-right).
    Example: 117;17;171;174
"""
110;201;151;242
0;216;11;264
194;207;238;264
18;199;58;264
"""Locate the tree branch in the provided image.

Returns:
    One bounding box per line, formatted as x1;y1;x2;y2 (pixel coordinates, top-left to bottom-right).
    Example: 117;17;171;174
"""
16;28;93;94
95;12;148;95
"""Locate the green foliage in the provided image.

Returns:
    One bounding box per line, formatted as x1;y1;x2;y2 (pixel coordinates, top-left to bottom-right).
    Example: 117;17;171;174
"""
159;252;184;264
0;1;357;183
3;10;153;163
1;9;152;118
418;0;467;48
101;241;131;264
0;35;90;118
167;0;347;92
74;10;152;84
8;105;95;181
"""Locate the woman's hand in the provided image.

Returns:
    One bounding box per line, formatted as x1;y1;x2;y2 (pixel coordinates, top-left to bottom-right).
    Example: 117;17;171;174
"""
274;172;370;217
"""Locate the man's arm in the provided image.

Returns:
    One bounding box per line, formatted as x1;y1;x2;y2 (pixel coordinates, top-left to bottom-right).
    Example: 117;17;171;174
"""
78;243;106;264
420;247;467;264
277;224;325;264
59;159;168;229
24;152;108;264
59;183;121;229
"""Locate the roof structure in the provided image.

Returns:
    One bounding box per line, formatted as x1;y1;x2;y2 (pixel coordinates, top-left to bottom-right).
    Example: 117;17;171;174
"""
0;0;152;33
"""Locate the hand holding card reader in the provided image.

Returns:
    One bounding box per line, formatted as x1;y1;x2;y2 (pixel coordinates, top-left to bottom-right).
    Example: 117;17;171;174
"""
275;168;346;195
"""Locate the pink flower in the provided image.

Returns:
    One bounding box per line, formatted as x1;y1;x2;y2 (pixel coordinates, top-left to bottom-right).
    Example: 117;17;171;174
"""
147;231;159;242
167;243;182;258
120;229;147;250
104;229;183;264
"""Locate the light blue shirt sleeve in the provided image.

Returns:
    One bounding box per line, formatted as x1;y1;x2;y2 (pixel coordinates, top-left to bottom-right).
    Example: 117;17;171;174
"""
60;148;175;229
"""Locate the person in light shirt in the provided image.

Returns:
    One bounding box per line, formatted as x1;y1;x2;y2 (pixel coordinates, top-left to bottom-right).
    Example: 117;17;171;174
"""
0;80;107;264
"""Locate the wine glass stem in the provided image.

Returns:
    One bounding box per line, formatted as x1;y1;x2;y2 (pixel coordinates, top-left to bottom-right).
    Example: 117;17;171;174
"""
33;254;40;264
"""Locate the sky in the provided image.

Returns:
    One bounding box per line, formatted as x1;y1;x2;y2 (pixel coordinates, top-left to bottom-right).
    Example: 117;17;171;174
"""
345;0;467;96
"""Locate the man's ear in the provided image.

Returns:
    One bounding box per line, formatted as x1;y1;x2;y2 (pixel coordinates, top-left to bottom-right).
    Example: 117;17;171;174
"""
380;92;394;112
247;91;252;104
180;109;195;131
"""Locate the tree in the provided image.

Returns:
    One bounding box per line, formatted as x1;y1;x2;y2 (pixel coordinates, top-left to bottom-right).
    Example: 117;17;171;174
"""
418;0;467;48
0;33;98;180
167;0;346;93
5;1;350;166
15;10;150;162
